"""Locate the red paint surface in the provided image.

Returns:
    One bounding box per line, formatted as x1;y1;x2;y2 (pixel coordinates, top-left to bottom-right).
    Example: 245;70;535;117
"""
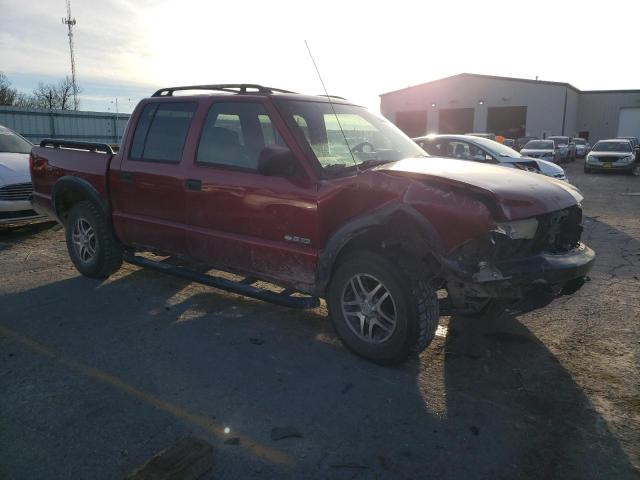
30;92;584;292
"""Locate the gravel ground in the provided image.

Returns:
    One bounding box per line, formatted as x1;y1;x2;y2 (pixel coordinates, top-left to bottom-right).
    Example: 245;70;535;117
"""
1;160;639;479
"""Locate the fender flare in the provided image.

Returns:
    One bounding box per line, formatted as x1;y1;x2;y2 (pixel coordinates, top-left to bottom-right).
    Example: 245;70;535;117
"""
51;176;110;223
317;203;446;289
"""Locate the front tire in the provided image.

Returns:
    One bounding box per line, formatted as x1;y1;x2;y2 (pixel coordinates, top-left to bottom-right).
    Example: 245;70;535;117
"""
327;251;439;364
65;201;123;278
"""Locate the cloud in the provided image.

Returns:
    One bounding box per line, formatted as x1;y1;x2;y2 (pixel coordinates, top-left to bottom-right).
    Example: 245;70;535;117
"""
1;0;638;113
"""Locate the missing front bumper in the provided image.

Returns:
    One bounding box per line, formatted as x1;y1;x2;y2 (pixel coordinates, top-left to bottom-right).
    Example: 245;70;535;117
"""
444;243;595;313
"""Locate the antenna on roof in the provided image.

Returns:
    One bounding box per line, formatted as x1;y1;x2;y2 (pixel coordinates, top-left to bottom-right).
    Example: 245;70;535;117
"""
304;40;357;169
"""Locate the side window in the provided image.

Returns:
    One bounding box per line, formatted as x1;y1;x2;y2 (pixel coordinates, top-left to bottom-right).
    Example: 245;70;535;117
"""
129;102;196;163
421;141;442;156
196;102;282;170
258;114;282;146
213;114;244;145
293;115;311;142
447;141;470;159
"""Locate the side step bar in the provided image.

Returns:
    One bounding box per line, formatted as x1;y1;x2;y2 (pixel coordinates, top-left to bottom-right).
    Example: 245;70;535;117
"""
124;252;320;310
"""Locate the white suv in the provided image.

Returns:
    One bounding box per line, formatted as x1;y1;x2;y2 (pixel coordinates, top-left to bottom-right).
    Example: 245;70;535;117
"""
0;125;42;224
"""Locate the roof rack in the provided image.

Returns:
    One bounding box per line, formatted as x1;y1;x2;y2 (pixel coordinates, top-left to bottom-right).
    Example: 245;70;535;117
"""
317;94;346;100
151;84;297;97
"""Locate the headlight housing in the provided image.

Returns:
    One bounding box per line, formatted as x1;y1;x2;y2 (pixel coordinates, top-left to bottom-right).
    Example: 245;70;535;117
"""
620;155;633;164
586;155;597;164
494;218;539;240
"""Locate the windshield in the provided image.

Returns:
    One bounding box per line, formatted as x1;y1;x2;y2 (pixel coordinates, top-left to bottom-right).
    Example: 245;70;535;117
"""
0;126;32;154
275;100;426;173
573;139;586;145
524;140;554;149
468;136;521;158
549;137;569;146
592;141;632;152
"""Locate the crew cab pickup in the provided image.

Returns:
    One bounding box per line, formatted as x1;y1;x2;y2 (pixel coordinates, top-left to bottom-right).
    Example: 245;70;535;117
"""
30;83;595;364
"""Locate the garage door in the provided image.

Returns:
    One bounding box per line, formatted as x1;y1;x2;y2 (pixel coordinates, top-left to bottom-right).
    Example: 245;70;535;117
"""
487;106;527;139
618;108;640;138
438;108;474;134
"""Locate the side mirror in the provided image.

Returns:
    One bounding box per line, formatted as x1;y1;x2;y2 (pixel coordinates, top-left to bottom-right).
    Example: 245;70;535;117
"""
257;146;299;177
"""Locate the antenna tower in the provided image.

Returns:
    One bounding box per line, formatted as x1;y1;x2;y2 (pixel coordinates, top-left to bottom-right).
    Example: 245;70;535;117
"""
62;0;79;110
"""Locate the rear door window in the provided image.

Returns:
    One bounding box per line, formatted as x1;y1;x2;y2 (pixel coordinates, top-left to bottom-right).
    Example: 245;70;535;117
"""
129;102;197;163
196;102;283;171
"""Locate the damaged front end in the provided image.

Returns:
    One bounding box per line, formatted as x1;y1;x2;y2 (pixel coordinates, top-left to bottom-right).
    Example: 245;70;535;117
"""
441;205;595;315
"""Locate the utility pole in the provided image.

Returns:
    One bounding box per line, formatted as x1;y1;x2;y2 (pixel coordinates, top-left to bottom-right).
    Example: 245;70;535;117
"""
62;0;79;110
113;98;119;144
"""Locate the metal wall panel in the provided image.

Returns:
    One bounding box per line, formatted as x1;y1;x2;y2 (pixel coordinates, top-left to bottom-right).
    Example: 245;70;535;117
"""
0;106;131;145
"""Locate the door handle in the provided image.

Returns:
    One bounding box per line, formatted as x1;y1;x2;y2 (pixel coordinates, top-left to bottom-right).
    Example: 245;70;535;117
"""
184;178;202;191
119;170;134;183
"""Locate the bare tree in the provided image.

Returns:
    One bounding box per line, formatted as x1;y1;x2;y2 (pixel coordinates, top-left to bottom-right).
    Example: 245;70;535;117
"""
0;72;18;106
32;77;80;110
13;92;38;109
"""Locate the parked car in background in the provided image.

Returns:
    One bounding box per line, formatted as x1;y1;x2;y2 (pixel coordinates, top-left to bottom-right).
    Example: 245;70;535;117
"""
466;132;496;141
573;138;590;158
514;136;538;152
520;139;562;164
28;83;594;364
414;134;568;181
616;136;639;159
548;136;576;162
503;138;515;148
585;139;639;175
0;125;43;225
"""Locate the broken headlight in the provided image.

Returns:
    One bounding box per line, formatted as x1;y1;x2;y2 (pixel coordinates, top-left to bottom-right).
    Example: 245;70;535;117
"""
494;218;539;240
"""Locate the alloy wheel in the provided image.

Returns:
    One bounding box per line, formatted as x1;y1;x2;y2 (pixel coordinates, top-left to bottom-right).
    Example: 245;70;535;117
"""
341;273;398;343
72;217;97;263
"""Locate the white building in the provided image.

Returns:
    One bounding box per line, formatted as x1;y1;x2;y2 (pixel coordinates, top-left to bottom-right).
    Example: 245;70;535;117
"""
380;73;640;142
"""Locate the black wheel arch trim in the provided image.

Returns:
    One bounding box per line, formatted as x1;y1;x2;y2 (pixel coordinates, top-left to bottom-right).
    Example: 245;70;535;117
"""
52;176;109;220
317;203;446;290
51;176;120;241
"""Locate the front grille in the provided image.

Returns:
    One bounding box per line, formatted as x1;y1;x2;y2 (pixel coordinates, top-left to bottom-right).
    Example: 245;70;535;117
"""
597;156;620;163
0;182;33;201
492;205;583;260
533;205;583;253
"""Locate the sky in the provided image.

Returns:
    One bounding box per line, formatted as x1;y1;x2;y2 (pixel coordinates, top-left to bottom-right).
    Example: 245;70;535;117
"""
1;0;638;114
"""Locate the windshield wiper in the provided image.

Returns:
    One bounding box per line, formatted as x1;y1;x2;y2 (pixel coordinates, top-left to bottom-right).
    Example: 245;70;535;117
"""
357;158;396;170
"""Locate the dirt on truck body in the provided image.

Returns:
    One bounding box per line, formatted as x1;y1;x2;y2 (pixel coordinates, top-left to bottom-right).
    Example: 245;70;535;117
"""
29;83;595;364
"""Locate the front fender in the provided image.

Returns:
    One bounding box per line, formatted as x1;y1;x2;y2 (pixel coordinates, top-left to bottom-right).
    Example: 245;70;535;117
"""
317;203;446;289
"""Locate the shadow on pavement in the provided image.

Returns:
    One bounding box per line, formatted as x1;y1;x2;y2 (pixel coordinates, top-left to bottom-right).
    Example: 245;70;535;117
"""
0;228;638;478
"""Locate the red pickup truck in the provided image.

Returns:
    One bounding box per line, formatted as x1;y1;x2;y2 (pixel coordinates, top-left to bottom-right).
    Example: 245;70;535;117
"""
30;84;595;364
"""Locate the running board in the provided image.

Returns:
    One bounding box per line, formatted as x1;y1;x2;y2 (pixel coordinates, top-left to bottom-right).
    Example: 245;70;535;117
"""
124;253;320;309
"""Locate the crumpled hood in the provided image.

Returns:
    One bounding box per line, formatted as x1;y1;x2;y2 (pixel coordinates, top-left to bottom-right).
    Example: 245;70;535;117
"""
527;157;565;176
378;157;582;221
0;152;31;185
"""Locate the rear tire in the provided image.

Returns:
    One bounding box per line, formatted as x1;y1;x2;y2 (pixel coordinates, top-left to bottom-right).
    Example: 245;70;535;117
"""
327;251;439;365
65;201;123;278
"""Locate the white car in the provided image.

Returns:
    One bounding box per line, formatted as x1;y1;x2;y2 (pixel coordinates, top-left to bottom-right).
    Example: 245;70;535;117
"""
0;125;43;224
414;134;569;182
520;139;561;164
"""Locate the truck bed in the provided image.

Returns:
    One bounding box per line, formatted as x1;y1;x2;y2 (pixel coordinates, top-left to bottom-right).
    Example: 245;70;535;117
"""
30;140;115;222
